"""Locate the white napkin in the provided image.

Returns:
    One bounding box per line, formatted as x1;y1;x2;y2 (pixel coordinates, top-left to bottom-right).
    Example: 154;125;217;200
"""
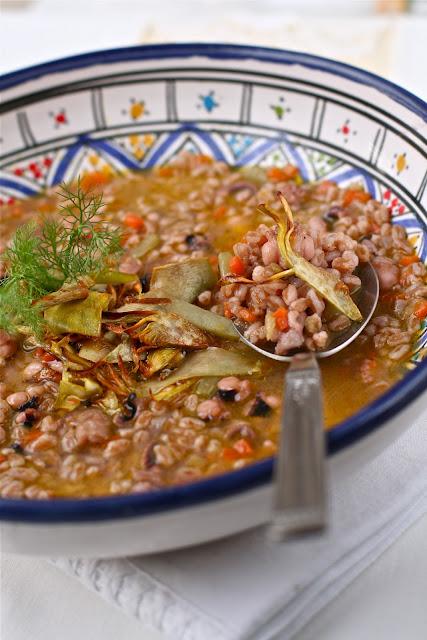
53;390;427;640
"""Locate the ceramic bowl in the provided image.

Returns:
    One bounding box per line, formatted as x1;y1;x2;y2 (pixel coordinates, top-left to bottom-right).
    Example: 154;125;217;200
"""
0;44;426;556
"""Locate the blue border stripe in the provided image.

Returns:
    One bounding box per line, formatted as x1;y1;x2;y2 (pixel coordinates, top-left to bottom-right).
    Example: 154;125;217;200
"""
1;44;426;121
144;124;227;166
193;127;227;161
89;139;140;169
361;170;376;197
237;138;278;165
51;142;82;184
281;138;310;180
144;128;184;166
0;177;38;196
325;166;377;196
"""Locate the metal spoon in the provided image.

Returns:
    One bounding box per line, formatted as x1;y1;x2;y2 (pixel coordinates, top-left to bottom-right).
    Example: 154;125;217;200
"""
233;261;379;541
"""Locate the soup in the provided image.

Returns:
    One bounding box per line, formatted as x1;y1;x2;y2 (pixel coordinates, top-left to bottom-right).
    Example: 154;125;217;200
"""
0;153;425;499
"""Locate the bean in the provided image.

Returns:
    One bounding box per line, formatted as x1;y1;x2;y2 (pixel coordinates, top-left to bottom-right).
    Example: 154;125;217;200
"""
23;362;43;380
25;385;46;398
1;480;24;498
104;439;130;458
7;392;29;410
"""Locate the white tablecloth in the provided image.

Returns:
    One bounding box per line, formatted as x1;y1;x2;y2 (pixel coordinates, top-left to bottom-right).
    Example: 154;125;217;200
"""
3;514;427;640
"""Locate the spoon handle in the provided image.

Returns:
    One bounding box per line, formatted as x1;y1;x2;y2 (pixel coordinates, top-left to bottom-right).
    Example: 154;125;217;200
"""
269;352;327;541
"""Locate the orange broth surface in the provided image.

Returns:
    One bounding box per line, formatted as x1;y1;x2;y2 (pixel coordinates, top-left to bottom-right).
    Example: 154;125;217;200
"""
0;161;414;498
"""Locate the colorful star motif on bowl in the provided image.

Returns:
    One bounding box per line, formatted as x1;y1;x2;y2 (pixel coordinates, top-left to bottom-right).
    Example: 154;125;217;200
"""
393;152;409;175
122;98;149;121
49;109;68;128
197;90;219;113
336;118;357;144
270;96;291;120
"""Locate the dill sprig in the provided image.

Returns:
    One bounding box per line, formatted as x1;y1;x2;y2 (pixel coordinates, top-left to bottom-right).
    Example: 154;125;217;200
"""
0;181;122;337
0;280;44;337
37;182;122;281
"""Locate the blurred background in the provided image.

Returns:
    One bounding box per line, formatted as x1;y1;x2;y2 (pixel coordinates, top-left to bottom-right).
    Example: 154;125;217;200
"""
1;0;426;99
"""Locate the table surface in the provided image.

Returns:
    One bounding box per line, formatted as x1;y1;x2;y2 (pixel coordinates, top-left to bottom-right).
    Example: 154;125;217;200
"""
1;2;426;638
2;515;427;640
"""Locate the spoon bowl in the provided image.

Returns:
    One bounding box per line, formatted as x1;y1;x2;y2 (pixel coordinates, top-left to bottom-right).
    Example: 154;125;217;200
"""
233;261;379;540
235;262;380;362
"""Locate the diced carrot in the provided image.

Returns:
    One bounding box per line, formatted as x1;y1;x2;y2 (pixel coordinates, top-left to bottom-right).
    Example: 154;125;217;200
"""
23;429;42;443
37;201;56;214
233;438;254;457
157;166;173;177
222;446;240;460
80;171;110;192
35;349;55;363
415;301;427;320
399;255;419;266
229;255;246;276
267;165;299;182
107;434;122;442
123;214;146;231
238;308;258;323
342;189;372;208
119;231;131;247
0;455;6;464
41;352;56;363
223;302;233;319
213;205;227;219
273;307;289;331
197;154;213;164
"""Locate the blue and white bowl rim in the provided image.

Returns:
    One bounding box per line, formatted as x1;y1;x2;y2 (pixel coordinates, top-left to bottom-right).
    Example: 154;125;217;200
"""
0;43;426;523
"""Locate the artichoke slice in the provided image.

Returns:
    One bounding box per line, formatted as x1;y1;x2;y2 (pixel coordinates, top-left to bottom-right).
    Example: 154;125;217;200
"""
116;299;237;341
149;258;216;302
139;347;261;397
55;370;102;411
258;195;362;322
44;291;110;337
134;311;211;348
141;348;184;377
36;277;93;309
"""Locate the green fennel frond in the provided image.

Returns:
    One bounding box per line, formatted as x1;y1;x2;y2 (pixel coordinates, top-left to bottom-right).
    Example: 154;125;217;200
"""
0;181;122;336
0;280;45;337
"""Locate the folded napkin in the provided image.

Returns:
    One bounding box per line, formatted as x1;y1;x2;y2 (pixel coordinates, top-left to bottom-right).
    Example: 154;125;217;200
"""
54;392;427;640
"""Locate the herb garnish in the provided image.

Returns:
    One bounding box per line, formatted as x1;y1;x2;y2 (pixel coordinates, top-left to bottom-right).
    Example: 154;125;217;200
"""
0;182;122;337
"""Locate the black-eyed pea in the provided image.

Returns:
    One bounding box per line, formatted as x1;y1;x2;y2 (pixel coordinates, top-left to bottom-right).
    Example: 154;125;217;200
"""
104;438;130;458
0;479;24;498
6;391;29;410
39;415;60;433
25;384;46;398
23;362;43;381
